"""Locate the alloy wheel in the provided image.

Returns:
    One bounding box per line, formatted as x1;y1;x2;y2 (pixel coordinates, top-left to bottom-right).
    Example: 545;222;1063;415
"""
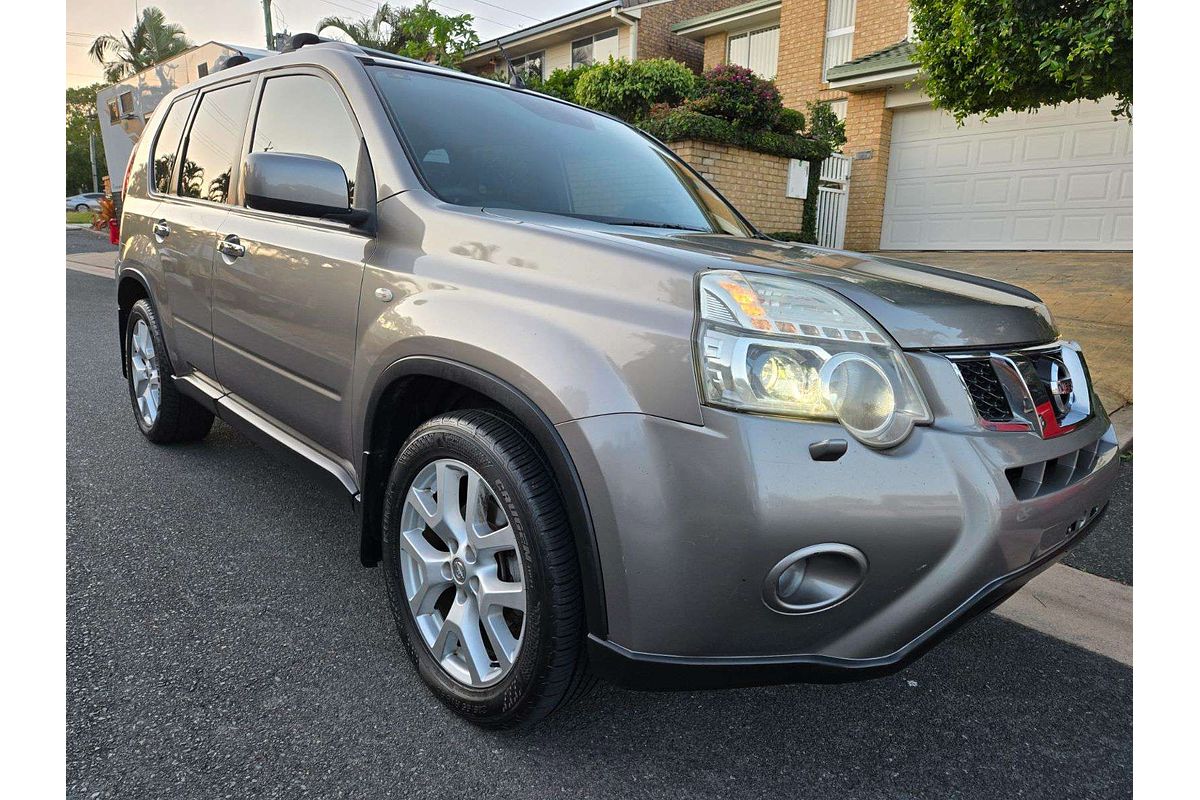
129;319;161;427
399;458;527;688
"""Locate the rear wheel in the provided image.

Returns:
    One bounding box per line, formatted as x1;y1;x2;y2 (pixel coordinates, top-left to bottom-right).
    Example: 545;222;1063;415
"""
382;409;592;728
124;299;214;444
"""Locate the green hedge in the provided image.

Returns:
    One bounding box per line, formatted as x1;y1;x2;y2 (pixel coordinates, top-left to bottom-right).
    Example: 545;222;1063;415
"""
638;109;830;161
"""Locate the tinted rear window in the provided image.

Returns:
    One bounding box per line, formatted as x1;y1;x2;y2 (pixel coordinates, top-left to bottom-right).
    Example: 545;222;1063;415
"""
150;96;193;195
178;82;253;203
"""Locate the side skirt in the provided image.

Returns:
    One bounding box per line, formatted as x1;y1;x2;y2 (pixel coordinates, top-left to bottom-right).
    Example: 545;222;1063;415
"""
175;372;360;500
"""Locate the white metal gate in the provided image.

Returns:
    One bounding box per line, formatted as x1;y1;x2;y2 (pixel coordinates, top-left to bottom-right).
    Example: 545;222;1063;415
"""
817;154;851;249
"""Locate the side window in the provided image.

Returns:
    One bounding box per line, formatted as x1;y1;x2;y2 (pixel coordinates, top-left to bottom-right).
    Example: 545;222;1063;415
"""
150;96;193;195
178;82;253;203
251;75;360;205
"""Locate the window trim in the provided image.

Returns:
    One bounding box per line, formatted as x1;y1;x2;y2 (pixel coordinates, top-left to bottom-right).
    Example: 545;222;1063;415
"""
147;91;198;200
508;50;546;82
822;0;858;81
725;23;781;79
169;77;257;207
571;27;620;68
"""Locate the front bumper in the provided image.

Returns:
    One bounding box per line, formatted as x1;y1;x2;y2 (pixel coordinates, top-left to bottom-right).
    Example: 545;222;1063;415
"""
557;353;1120;689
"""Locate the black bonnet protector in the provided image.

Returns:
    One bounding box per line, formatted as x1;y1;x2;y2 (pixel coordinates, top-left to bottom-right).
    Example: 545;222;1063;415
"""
643;235;1059;350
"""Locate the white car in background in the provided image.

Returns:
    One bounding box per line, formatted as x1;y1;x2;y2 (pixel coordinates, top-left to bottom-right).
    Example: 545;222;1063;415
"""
66;193;105;213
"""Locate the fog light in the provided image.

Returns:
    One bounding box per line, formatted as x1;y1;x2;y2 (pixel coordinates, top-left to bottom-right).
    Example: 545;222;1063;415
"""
763;544;867;614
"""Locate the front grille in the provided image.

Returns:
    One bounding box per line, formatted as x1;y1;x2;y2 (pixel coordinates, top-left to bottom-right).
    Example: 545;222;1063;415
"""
1005;436;1117;500
954;359;1011;422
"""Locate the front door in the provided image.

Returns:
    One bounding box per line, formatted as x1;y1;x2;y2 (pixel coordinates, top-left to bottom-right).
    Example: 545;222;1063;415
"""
210;71;370;458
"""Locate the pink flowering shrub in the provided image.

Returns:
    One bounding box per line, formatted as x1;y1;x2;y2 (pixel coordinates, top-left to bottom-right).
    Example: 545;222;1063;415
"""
688;64;788;131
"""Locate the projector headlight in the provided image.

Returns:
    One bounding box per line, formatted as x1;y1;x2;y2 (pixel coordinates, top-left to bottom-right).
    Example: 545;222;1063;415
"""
696;270;932;448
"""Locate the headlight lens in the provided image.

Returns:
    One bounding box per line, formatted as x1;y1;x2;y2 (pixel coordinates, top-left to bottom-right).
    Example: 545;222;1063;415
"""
696;270;932;448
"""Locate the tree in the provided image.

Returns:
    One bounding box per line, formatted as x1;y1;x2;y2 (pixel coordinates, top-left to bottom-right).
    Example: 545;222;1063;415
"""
88;6;191;83
66;84;108;195
909;0;1132;121
318;1;479;67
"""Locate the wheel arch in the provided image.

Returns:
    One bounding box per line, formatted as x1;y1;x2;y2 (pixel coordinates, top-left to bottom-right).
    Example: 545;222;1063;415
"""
359;355;608;638
116;268;152;377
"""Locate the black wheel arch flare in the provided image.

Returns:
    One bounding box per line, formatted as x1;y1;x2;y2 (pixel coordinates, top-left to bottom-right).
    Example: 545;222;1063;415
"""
360;356;608;638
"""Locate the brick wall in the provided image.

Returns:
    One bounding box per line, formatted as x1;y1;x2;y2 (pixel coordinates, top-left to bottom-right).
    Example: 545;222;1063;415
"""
770;0;912;249
671;140;806;232
638;0;737;72
702;31;728;70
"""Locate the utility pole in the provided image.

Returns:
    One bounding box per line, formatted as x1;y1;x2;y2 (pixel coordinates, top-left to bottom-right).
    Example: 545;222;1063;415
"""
88;133;100;193
261;1;275;50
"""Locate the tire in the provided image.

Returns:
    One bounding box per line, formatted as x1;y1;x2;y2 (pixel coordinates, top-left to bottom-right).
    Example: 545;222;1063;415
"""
124;298;214;444
75;203;88;212
382;409;593;728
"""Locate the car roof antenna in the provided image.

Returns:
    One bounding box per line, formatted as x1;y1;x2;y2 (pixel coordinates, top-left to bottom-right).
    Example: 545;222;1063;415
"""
496;39;526;89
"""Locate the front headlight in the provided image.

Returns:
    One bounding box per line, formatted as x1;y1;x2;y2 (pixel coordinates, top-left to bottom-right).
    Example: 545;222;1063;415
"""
696;270;932;448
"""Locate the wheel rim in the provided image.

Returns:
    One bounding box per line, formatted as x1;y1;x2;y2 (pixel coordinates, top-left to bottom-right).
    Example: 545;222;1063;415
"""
399;458;527;688
129;319;161;427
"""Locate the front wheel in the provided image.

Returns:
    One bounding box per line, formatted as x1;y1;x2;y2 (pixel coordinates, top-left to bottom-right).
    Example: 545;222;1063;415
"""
382;410;593;728
74;203;89;212
124;299;214;443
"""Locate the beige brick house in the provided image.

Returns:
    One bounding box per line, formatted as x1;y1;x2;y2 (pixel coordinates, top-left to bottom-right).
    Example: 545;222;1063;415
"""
674;0;1133;251
459;0;741;81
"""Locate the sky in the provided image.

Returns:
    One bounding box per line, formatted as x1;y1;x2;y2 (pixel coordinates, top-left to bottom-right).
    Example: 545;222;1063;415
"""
66;0;584;87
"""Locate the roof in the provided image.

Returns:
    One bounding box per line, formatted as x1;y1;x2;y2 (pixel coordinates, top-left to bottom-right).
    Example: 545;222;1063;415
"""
824;40;917;82
469;0;623;54
671;0;781;39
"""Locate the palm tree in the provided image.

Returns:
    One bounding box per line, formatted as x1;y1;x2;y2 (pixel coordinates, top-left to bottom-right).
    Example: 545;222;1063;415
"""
318;1;478;67
89;7;191;83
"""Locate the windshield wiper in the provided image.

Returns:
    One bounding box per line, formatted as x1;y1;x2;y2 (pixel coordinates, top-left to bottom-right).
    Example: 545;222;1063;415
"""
554;212;709;232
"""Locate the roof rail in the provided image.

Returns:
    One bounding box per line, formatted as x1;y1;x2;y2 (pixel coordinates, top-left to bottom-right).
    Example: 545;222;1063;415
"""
280;32;454;71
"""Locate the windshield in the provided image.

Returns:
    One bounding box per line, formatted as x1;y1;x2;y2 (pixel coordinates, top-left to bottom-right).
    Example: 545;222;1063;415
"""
369;66;752;236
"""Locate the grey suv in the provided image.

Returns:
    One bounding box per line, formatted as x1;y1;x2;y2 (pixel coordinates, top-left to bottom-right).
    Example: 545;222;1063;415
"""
114;40;1119;728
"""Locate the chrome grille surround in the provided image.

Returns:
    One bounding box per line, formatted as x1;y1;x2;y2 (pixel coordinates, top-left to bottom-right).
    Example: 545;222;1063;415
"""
945;341;1095;438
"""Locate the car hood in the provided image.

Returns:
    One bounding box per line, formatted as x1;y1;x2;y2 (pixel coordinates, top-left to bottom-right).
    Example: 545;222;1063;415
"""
477;209;1057;350
624;233;1058;350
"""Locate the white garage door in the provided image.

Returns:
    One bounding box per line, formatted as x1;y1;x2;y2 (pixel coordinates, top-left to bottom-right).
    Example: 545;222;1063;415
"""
881;100;1132;250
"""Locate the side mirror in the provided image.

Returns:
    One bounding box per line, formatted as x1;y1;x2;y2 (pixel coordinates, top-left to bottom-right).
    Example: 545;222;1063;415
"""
243;151;366;224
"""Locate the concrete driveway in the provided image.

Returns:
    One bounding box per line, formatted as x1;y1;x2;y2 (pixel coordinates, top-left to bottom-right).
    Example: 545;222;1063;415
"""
883;251;1132;415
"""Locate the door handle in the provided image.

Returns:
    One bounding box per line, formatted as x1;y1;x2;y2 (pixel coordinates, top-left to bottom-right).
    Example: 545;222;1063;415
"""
217;234;246;259
152;220;170;240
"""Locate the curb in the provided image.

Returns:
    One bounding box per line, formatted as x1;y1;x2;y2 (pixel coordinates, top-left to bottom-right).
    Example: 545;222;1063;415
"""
1110;405;1132;453
993;563;1131;666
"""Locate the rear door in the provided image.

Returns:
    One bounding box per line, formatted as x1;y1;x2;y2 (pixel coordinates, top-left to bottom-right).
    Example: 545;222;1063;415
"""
211;69;370;458
154;79;255;377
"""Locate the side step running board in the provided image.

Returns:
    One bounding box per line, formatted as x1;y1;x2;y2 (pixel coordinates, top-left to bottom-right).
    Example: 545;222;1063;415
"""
175;373;360;497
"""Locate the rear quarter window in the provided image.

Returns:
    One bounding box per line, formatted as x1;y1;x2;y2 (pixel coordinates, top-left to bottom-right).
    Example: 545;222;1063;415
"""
149;96;194;195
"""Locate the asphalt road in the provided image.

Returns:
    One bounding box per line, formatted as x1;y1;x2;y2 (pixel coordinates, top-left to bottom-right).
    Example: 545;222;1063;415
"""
67;267;1131;799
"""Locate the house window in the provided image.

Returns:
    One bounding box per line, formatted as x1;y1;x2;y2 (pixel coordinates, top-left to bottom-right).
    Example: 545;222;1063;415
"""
508;51;545;82
726;25;780;79
827;99;847;121
572;28;619;67
823;0;857;80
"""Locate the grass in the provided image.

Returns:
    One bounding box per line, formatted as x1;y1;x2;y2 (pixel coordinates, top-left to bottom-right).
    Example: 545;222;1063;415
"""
67;211;94;225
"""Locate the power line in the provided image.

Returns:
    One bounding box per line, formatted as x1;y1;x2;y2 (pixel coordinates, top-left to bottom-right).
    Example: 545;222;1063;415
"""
457;1;544;24
431;1;519;29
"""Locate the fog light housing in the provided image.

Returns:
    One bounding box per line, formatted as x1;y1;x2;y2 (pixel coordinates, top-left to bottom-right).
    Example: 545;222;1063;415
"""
763;544;868;614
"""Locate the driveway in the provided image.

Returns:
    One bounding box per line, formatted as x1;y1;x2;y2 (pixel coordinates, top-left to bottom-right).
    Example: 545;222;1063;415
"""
883;251;1132;414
